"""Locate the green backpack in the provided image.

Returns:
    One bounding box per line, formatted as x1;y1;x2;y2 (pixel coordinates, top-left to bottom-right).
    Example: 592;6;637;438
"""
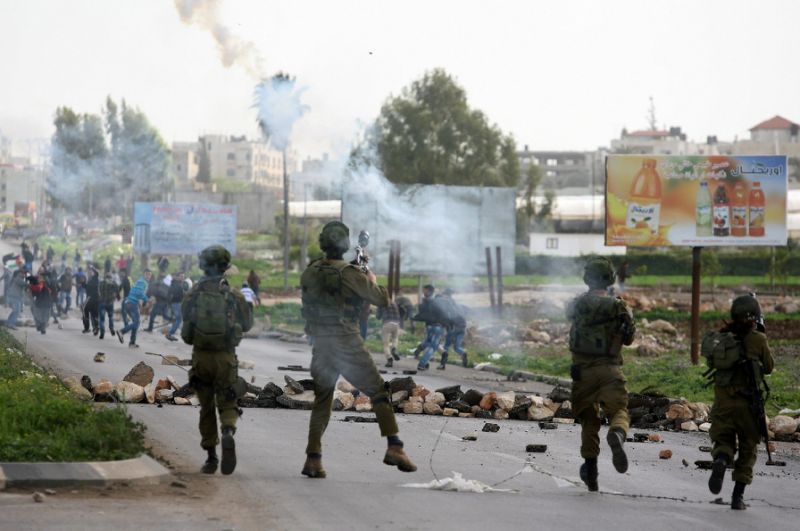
701;331;743;386
184;279;241;350
568;293;622;356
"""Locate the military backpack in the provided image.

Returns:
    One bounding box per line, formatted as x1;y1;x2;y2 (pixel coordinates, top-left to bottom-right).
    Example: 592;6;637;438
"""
568;292;624;356
183;278;242;350
701;331;744;387
301;260;358;324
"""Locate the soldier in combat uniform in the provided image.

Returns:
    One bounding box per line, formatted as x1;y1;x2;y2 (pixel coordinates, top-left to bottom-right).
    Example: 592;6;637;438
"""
707;294;774;510
182;245;253;475
567;257;635;492
300;221;416;478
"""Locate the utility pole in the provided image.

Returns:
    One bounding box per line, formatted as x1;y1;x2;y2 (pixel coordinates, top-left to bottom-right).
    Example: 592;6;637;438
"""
282;148;289;291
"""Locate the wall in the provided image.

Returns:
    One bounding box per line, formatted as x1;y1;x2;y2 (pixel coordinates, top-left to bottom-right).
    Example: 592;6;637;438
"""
173;190;277;231
529;232;626;257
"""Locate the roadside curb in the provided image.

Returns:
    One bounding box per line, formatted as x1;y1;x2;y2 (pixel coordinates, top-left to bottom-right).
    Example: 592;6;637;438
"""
0;454;170;490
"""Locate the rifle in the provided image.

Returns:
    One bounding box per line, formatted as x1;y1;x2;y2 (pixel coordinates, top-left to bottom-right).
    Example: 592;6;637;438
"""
741;356;786;466
353;230;370;273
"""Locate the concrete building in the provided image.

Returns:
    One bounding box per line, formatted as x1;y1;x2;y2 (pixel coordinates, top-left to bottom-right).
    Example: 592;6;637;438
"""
0;162;46;216
609;126;697;156
290;153;343;200
172;135;298;195
517;147;606;191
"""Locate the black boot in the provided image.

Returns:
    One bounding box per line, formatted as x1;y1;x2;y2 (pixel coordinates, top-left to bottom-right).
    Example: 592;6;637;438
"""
580;457;599;492
220;426;237;475
391;347;400;361
384;358;393;368
708;454;728;494
201;448;218;474
461;350;468;367
437;352;448;370
606;428;628;473
731;481;746;510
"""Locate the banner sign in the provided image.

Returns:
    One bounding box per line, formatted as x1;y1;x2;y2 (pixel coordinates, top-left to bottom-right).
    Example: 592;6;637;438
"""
606;155;787;247
133;202;237;255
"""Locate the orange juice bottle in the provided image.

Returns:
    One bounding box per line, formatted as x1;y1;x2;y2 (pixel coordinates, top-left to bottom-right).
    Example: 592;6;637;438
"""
730;182;747;237
626;159;662;233
748;181;765;237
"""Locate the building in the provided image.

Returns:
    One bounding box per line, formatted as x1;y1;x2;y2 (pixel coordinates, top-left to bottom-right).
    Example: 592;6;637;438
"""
609;126;698;156
517;147;606;191
172;135;298;195
290;153;343;200
0;162;46;216
748;115;799;144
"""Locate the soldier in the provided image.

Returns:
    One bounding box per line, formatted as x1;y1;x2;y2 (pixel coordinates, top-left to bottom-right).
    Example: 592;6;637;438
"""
567;257;635;492
707;294;774;510
300;221;416;478
181;245;252;475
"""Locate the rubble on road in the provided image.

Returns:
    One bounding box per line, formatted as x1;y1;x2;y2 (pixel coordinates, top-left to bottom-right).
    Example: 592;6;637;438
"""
93;352;105;363
482;423;500;433
659;449;673;459
525;444;547;453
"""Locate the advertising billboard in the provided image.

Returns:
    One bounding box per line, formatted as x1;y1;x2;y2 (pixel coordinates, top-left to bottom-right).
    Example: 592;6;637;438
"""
133;202;237;255
606;155;787;247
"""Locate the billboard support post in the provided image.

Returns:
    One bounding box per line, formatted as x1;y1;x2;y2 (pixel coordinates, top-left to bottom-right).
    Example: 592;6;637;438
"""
691;246;702;365
393;241;401;299
485;247;496;310
387;240;396;300
495;246;504;317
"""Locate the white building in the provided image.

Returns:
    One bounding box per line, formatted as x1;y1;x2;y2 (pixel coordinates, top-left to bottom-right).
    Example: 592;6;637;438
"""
0;162;46;216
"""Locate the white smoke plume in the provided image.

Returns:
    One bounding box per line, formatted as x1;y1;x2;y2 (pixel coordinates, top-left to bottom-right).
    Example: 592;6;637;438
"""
174;0;265;78
254;75;309;151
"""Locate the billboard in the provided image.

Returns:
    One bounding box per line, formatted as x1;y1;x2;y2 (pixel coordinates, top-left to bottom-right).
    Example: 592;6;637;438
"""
606;155;787;247
341;183;515;276
133;202;237;255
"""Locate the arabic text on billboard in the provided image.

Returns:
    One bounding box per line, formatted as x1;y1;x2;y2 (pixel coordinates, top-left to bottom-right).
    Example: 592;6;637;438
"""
606;155;787;247
133;202;237;255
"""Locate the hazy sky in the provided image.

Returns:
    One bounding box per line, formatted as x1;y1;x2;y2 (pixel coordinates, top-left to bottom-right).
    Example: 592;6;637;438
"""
1;0;798;160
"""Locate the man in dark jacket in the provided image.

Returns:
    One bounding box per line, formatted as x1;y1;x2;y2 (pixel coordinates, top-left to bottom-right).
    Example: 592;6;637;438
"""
166;271;188;342
413;285;448;371
81;267;100;335
58;267;73;314
98;272;119;339
118;268;132;326
145;272;171;332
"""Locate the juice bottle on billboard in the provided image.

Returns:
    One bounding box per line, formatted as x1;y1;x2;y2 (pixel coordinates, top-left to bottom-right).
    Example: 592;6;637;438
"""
748;181;765;237
626;159;662;233
695;181;712;237
712;183;730;237
730;182;747;237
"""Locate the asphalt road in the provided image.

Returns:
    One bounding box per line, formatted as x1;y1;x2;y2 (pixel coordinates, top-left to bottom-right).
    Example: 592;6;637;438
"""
3;308;800;531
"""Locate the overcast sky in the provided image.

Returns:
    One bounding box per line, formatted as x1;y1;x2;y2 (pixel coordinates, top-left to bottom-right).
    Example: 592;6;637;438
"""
1;0;798;160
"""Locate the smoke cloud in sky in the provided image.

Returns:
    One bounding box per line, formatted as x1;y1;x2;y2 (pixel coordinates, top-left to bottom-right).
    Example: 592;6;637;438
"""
173;0;265;78
254;76;309;151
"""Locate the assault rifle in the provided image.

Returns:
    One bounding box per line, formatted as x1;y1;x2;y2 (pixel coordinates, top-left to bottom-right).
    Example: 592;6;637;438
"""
741;355;786;467
353;230;370;273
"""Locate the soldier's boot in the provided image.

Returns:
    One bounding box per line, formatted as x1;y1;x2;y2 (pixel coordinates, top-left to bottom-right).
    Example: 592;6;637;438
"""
708;454;728;495
606;428;628;473
579;457;599;492
384;358;393;368
412;344;423;359
461;350;468;367
220;427;236;475
731;481;746;510
301;454;326;478
383;444;417;472
99;329;104;339
201;448;218;474
391;347;400;361
437;352;448;370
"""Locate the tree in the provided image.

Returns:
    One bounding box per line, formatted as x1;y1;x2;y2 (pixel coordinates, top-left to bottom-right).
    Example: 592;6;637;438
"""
350;68;520;187
50;98;170;219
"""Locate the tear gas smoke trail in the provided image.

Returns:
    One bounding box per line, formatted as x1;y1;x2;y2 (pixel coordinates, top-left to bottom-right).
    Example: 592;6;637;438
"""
253;76;309;151
174;0;266;78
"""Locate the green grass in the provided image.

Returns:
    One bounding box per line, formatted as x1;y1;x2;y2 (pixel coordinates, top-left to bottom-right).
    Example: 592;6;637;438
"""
0;329;146;462
629;275;800;287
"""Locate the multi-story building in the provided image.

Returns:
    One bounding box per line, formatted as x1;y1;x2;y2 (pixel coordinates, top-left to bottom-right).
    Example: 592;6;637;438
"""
0;161;46;216
609;126;696;155
517;146;606;192
172;135;298;195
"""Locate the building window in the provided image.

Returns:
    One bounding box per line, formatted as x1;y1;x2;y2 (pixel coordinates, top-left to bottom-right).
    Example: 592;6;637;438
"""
546;237;559;249
176;164;182;171
546;159;558;166
207;143;212;151
565;159;575;166
226;169;235;177
227;152;235;161
546;170;556;178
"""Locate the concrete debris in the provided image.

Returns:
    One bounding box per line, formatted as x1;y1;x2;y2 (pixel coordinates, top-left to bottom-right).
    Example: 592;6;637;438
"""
525;444;547;453
495;391;516;412
333;389;355;411
680;421;699;432
632;433;649;443
123;362;154;387
32;492;45;503
528;405;554;421
277;365;309;371
458;412;474;418
401;400;423;414
435;385;463;402
391;390;409;403
144;383;156;404
63;376;93;400
355;395;372;412
769;415;799;435
174;397;191;405
94;379;113;396
659;449;673;459
411;385;431;399
80;375;93;393
426;392;445;406
337;379;356;394
482;423;500;433
238;360;255;370
538;422;557;430
188;395;200;406
423;402;443;415
493;409;509;420
390;377;417;395
462;435;477;441
648;434;662;443
698;446;712;452
547;386;572;403
442;407;458;417
94;352;106;363
115;381;145;403
552;418;574;424
462;389;483;406
695;460;713;470
479;392;496;410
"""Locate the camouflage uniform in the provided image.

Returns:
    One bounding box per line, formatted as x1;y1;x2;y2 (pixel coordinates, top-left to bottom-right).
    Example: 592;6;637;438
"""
182;246;252;475
567;258;635;491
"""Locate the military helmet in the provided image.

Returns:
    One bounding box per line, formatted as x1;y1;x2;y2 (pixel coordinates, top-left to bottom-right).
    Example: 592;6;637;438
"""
318;221;350;255
198;245;231;273
730;294;762;324
583;257;616;288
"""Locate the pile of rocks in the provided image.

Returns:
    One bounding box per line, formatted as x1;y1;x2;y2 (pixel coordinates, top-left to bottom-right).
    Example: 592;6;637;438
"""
74;361;193;405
